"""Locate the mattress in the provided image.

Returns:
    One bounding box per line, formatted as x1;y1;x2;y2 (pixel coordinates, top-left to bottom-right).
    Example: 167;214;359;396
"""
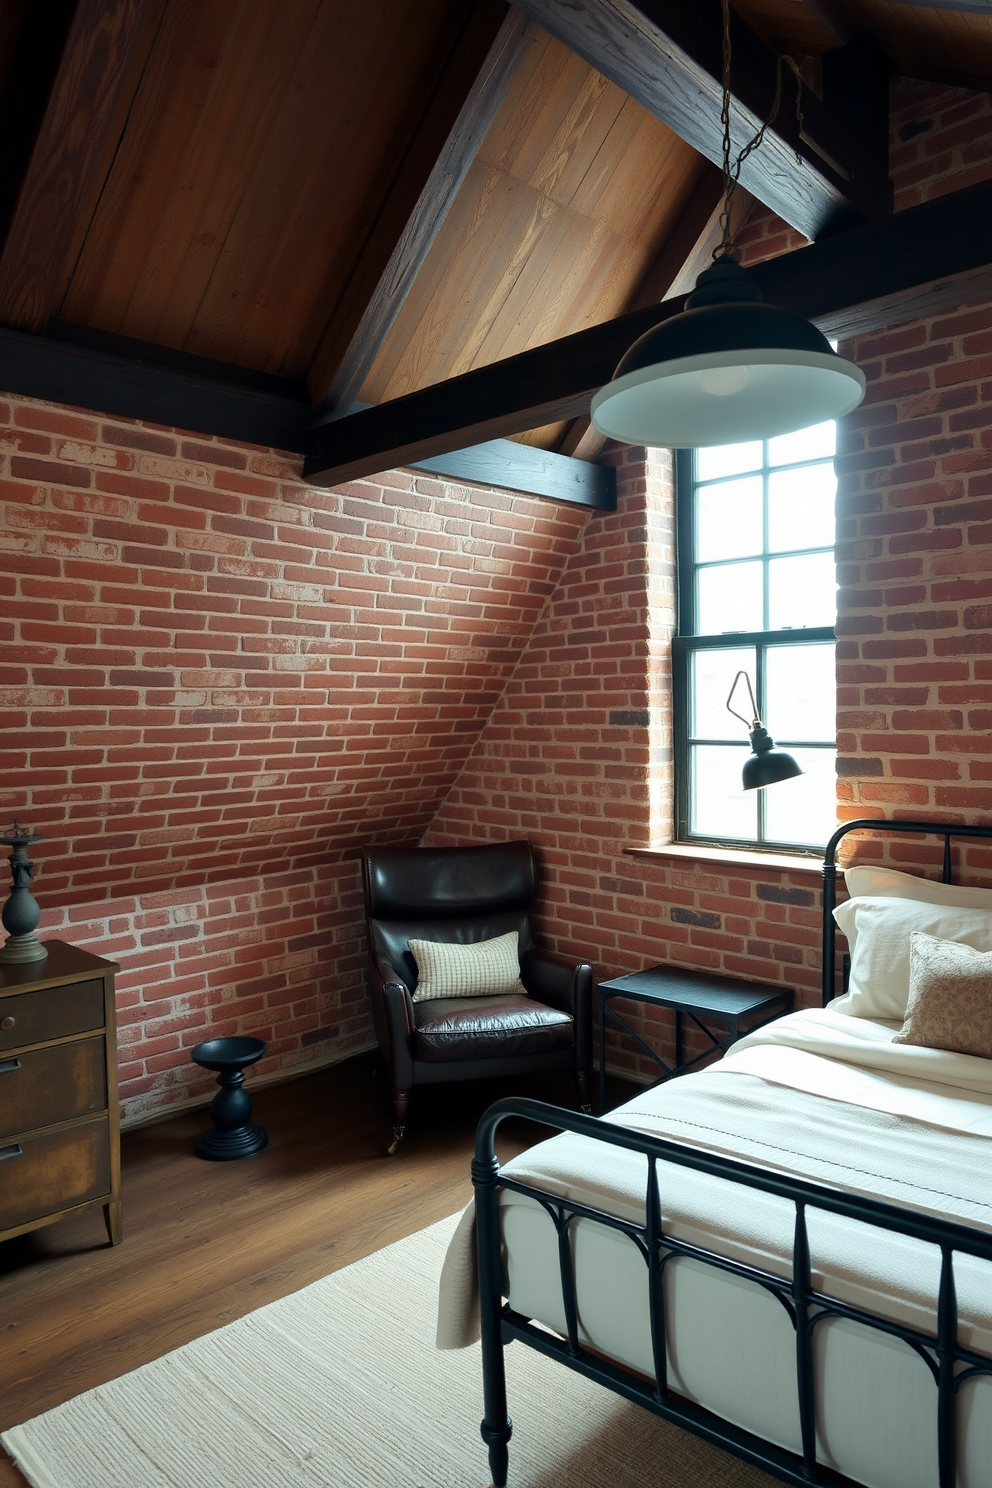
437;1006;992;1488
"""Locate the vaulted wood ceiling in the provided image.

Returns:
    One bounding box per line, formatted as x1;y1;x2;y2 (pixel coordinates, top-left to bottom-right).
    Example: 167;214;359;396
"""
0;0;989;474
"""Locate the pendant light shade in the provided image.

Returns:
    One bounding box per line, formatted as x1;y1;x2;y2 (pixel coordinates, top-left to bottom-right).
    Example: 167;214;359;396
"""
590;257;865;449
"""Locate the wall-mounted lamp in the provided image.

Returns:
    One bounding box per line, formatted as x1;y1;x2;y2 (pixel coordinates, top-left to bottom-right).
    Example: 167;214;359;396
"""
727;671;803;791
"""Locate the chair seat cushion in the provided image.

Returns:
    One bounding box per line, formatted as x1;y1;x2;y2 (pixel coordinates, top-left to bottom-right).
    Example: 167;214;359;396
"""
412;994;573;1064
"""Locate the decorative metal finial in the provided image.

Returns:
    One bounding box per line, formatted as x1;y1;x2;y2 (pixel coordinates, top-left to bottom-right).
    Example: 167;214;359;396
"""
0;822;47;964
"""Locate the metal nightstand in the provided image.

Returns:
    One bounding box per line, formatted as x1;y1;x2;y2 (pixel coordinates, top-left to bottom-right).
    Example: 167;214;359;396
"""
597;964;794;1111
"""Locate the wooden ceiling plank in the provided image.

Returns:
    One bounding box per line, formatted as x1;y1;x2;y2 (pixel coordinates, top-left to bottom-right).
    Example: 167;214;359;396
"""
0;0;149;334
511;0;891;239
308;2;537;412
557;161;727;458
302;177;992;486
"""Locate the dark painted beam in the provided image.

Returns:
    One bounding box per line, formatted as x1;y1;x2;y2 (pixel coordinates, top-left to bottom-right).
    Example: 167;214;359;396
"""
411;438;615;509
0;0;150;332
513;0;891;240
309;3;535;411
302;178;992;487
0;322;607;511
884;0;991;11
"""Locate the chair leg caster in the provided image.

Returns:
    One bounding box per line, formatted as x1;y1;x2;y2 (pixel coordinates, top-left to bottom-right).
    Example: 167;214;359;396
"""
580;1103;592;1115
386;1126;405;1156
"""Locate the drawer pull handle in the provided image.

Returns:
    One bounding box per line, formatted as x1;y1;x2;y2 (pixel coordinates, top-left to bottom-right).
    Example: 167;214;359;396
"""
0;1016;13;1030
0;1144;22;1162
0;1057;19;1074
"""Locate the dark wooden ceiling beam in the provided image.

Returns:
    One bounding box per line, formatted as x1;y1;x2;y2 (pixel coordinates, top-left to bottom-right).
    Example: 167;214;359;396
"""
308;1;535;413
0;320;610;511
512;0;891;240
302;177;992;487
0;0;149;334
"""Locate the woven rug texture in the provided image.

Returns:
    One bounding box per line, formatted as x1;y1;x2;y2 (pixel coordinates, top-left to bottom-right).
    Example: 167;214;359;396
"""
2;1214;777;1488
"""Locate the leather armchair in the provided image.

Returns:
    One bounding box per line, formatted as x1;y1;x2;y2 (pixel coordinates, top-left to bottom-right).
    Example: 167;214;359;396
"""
361;840;593;1152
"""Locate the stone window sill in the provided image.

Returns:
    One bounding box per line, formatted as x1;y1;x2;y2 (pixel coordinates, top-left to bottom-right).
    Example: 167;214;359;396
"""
625;842;824;876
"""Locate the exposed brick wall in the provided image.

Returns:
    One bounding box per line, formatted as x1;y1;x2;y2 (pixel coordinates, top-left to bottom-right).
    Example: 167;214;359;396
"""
0;396;587;1117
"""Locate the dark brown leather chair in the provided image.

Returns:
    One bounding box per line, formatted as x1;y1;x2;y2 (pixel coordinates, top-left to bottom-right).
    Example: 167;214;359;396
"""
361;840;593;1152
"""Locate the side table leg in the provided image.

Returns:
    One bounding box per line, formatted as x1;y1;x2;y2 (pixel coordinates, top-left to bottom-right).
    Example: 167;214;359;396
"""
675;1010;683;1074
598;994;607;1113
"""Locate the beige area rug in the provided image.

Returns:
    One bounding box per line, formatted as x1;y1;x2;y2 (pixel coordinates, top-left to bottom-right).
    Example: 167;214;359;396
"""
2;1215;778;1488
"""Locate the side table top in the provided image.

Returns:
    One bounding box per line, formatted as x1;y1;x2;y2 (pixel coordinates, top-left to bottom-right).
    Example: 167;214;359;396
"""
597;963;792;1017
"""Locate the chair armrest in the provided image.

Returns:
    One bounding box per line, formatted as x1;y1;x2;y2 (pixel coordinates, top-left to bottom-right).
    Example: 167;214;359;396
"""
368;959;415;1089
520;949;593;1073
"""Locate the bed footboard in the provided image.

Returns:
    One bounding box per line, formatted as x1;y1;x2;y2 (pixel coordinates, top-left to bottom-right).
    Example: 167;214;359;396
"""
472;1098;992;1488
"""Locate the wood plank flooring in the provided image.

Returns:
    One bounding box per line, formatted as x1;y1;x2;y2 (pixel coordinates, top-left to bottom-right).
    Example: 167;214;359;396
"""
0;1054;595;1487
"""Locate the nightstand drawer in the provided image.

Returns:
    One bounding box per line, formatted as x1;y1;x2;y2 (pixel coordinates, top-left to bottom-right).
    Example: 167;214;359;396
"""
0;1117;111;1231
0;1036;107;1141
0;981;105;1052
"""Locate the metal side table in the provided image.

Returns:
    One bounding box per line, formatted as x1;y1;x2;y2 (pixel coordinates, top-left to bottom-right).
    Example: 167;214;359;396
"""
597;964;793;1112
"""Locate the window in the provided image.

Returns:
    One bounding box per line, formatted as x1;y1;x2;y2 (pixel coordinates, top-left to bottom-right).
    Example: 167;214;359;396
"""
672;421;837;852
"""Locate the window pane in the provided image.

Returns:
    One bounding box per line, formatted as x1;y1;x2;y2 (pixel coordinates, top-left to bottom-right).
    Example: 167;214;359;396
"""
767;420;836;466
695;476;763;561
696;441;763;482
765;644;836;742
691;646;755;739
691;744;757;840
763;747;836;848
697;561;763;633
768;462;836;553
768;552;836;629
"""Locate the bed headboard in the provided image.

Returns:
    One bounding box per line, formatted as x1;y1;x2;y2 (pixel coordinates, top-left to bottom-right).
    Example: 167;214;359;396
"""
821;817;992;1005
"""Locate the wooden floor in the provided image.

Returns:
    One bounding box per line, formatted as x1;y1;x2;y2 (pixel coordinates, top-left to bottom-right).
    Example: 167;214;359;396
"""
0;1054;600;1486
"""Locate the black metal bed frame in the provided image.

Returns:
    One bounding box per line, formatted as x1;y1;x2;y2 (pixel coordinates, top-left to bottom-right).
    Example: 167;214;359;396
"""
473;818;992;1488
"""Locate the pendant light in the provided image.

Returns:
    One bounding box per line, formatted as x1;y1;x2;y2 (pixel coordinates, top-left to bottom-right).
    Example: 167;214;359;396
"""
726;671;803;791
590;3;866;450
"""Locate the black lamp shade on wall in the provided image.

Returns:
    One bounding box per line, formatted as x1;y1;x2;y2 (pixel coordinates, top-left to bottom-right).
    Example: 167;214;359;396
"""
742;724;804;791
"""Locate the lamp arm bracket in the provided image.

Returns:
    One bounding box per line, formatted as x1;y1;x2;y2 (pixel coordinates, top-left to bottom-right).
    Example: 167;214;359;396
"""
726;669;760;729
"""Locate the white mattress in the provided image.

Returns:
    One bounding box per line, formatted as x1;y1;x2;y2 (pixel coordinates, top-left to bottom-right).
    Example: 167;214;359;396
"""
438;1006;992;1488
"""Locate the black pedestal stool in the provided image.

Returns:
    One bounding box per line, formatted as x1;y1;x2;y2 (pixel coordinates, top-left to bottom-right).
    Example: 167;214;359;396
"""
191;1036;269;1160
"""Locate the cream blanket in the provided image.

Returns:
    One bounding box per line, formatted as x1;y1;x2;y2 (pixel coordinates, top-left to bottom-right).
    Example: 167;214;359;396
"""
437;1007;992;1352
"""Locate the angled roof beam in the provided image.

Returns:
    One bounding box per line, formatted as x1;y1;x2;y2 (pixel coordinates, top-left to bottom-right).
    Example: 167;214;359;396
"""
308;2;536;413
302;177;992;487
0;0;150;333
512;0;891;240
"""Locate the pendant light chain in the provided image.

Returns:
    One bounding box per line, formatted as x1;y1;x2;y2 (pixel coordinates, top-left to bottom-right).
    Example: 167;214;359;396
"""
716;0;807;262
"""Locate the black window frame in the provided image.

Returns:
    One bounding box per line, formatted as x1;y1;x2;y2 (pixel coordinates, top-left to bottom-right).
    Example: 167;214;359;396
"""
672;445;837;855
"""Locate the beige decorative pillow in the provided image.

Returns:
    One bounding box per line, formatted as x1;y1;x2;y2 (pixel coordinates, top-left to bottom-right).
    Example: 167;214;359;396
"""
409;930;526;1003
892;931;992;1058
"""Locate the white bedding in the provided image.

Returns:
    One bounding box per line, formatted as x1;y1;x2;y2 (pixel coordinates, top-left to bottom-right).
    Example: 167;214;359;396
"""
437;1006;992;1488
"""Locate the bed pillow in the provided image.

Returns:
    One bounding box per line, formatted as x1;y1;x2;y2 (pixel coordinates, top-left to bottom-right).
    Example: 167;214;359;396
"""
844;863;992;912
409;931;526;1003
893;931;992;1058
832;896;992;1022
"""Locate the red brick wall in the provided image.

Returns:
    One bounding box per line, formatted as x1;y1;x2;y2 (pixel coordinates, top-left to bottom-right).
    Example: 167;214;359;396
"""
0;398;586;1118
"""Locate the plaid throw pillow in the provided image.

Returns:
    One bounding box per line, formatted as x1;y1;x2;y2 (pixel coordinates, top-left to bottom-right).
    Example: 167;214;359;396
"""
409;930;526;1003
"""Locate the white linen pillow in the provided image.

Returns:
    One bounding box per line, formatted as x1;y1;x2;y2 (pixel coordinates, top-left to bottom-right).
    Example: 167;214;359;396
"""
409;930;526;1003
833;896;992;1022
844;863;992;912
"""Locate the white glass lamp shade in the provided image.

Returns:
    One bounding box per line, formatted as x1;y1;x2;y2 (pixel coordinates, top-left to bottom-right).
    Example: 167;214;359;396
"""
591;257;865;449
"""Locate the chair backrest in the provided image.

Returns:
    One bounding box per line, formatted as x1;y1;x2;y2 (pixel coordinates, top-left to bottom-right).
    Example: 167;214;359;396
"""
361;841;537;991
